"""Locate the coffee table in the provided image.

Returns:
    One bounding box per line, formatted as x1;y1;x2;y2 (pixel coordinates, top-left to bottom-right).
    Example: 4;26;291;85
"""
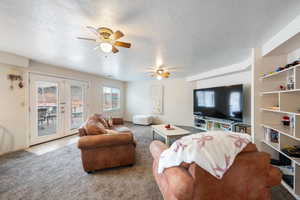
151;124;190;146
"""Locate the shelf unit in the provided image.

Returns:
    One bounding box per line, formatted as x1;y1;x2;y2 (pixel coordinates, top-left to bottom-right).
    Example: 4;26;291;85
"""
194;116;251;134
194;116;235;131
253;34;300;199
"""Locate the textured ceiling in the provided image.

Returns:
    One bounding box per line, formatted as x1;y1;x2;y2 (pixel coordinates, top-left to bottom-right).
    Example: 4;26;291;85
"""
0;0;300;81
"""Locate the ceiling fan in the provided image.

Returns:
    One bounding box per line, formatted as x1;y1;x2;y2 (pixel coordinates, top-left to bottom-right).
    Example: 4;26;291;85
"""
77;26;131;54
145;65;178;80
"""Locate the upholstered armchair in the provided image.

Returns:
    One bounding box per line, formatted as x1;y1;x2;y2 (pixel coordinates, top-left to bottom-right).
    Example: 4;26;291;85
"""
150;141;282;200
77;115;136;173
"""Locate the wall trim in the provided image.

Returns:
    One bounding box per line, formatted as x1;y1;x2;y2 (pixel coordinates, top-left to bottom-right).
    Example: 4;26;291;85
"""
186;58;251;82
262;14;300;56
0;51;29;68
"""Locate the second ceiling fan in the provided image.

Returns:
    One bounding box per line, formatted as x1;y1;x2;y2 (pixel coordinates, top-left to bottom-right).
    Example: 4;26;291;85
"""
78;26;131;54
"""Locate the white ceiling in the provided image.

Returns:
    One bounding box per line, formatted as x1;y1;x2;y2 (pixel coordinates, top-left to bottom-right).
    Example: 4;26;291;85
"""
0;0;300;81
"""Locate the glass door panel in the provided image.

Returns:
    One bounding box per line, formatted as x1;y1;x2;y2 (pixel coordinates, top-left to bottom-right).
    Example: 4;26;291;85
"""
36;81;58;136
70;85;84;130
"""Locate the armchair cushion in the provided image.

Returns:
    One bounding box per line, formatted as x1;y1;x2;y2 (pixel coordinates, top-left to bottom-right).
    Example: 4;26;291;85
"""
78;132;134;149
88;113;109;128
84;120;107;135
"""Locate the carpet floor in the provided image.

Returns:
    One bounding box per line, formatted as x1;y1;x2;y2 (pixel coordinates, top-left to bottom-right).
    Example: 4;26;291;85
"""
0;123;296;200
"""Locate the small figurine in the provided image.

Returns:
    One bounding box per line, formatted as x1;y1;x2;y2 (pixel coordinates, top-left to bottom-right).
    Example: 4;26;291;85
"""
282;116;290;126
291;60;299;66
284;63;292;69
279;85;286;90
275;66;283;72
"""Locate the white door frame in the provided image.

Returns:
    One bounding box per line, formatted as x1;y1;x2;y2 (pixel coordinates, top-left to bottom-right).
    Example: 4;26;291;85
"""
64;79;88;135
29;73;88;145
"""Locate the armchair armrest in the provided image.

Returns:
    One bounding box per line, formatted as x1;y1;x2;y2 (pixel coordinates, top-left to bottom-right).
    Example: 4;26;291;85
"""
112;118;124;125
150;141;194;199
164;167;194;200
78;127;87;137
78;133;134;150
150;140;168;161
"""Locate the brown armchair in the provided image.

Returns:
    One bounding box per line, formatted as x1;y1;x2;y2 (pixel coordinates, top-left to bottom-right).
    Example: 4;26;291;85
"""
78;116;136;173
150;141;282;200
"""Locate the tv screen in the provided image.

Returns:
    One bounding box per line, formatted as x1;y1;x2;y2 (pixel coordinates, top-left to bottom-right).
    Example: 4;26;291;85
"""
193;84;243;122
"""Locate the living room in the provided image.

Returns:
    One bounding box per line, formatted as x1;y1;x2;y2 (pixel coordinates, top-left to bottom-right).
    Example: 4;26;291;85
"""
1;1;300;200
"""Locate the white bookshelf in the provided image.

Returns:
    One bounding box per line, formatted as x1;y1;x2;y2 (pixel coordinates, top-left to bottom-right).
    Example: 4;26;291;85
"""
194;116;251;134
252;34;300;199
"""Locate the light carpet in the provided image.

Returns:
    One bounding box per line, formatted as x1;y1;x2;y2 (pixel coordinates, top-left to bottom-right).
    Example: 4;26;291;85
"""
0;123;295;200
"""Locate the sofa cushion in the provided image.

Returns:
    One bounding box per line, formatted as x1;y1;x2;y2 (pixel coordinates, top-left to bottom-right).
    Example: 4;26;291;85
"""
106;129;119;135
113;126;131;132
105;118;114;128
88;114;109;129
84;120;107;135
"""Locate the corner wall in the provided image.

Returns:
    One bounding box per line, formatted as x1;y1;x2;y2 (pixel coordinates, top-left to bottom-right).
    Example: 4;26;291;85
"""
125;78;196;126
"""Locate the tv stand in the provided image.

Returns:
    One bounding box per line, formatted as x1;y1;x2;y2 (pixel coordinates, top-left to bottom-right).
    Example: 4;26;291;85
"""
194;115;250;134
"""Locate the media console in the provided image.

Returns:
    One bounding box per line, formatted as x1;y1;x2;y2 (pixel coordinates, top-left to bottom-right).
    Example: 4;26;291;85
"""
194;115;251;134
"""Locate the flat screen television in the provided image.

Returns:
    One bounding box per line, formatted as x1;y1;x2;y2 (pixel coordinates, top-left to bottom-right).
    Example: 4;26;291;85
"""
193;84;243;122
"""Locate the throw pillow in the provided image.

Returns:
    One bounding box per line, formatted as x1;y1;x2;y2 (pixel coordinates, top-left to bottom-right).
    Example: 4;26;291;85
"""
84;120;107;135
89;113;109;129
105;118;114;128
99;117;109;129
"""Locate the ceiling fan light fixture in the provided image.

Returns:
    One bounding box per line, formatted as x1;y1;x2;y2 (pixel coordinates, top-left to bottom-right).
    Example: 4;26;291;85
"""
156;75;162;80
100;42;113;53
157;69;164;74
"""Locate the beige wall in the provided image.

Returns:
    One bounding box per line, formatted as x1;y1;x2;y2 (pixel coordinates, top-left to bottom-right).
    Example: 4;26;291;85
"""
0;64;27;155
125;78;196;126
0;60;125;155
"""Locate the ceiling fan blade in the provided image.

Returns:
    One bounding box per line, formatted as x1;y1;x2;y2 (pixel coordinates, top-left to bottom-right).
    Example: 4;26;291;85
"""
162;72;170;77
77;37;96;41
114;41;131;48
86;26;100;36
112;46;119;54
112;30;124;40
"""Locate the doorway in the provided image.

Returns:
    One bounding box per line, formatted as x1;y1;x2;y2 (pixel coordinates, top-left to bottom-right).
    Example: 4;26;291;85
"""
29;73;88;145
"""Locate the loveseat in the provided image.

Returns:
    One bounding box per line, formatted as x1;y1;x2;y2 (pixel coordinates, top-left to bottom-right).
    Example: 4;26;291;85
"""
78;114;136;173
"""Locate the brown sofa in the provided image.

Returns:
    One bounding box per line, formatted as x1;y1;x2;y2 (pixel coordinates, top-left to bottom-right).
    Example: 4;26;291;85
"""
150;141;282;200
78;116;136;173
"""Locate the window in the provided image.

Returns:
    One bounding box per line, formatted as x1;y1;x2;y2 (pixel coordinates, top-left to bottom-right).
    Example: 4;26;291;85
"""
229;92;241;117
197;91;215;108
103;87;120;111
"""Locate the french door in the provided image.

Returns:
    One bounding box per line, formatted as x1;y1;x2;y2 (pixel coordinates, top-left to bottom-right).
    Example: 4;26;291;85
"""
29;73;88;145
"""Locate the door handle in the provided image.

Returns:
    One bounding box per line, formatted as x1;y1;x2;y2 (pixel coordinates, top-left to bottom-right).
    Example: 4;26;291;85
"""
61;106;65;113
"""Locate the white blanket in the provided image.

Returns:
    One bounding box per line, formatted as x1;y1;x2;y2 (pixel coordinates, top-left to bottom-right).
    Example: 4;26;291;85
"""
158;131;251;179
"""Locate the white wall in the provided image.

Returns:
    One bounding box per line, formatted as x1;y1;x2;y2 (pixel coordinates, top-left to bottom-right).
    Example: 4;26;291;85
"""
288;47;300;63
0;60;125;155
196;70;252;124
125;78;196;126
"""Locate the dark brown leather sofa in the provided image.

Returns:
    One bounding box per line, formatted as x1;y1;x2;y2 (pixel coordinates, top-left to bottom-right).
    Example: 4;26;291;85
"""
150;140;282;200
78;115;136;173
